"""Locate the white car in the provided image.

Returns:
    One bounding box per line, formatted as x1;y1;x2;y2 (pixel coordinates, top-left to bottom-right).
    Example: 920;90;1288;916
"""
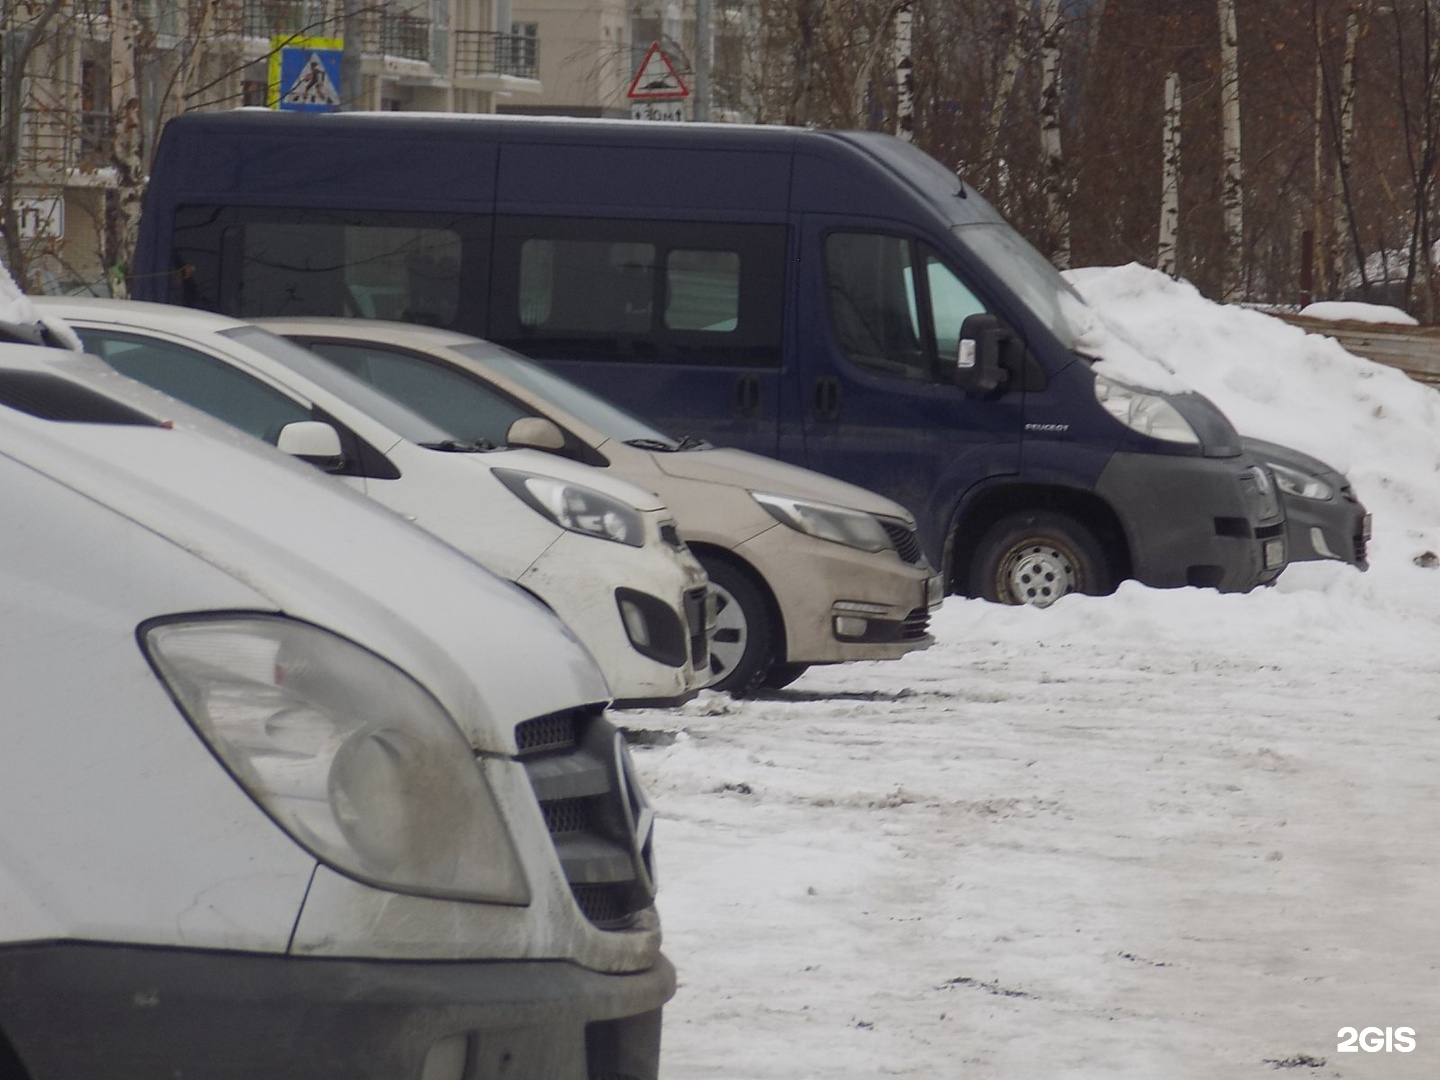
0;336;670;1077
35;297;711;708
258;318;944;695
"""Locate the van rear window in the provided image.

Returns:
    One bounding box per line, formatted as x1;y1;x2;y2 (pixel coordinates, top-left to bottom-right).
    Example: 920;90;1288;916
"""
168;206;489;334
492;217;784;366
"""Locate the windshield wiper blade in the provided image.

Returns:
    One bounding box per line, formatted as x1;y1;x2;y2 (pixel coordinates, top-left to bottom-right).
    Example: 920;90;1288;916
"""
419;438;493;452
675;435;712;451
624;437;680;451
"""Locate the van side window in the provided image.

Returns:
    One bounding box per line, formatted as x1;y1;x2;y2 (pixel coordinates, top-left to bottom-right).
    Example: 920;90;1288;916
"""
824;232;990;382
923;249;987;365
518;240;657;335
665;250;740;331
492;217;784;366
168;207;488;334
76;329;311;442
824;233;927;379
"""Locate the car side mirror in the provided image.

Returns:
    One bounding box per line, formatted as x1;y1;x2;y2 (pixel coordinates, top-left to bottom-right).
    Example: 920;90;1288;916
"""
276;420;345;471
507;416;566;452
954;313;1014;395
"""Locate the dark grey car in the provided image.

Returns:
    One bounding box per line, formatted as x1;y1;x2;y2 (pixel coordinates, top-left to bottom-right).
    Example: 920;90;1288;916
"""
1243;437;1371;570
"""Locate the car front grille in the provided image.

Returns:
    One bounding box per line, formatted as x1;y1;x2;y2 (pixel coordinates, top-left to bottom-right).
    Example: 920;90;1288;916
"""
514;705;655;930
880;518;924;564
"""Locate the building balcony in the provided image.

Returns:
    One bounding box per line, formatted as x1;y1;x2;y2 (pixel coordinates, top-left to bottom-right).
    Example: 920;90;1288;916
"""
454;30;537;80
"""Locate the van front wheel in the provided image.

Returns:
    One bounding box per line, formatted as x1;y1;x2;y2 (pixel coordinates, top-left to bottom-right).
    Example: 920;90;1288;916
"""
970;512;1112;607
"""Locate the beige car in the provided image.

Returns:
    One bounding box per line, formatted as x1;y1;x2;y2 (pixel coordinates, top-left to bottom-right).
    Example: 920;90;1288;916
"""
259;319;944;695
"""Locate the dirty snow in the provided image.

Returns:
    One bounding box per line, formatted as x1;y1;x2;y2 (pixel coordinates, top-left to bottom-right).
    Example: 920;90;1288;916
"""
628;264;1440;1079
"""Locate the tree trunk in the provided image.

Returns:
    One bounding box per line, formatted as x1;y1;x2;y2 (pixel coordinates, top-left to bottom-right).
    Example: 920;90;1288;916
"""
1218;0;1244;300
1158;71;1181;276
108;0;145;297
979;0;1028;191
893;2;913;142
1039;0;1069;267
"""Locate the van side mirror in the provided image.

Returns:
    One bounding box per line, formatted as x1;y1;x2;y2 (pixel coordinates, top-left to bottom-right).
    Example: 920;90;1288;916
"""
277;420;345;471
954;313;1013;395
507;416;566;452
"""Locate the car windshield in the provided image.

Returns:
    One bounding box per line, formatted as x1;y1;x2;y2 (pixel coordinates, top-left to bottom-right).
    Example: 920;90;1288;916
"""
455;342;683;449
221;325;463;446
951;222;1092;351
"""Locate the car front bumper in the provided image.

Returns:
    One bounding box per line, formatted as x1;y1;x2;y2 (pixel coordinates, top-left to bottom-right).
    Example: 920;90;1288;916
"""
736;524;941;665
1096;451;1289;592
521;525;710;708
0;942;674;1080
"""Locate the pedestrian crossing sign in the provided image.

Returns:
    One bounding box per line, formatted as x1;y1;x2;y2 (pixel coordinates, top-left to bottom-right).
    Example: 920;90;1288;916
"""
268;37;344;112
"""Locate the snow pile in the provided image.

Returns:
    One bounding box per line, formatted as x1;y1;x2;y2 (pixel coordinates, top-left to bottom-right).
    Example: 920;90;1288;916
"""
0;258;82;349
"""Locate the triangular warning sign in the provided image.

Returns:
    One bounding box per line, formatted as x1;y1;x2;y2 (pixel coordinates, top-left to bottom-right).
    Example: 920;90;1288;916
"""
282;53;341;106
627;42;689;100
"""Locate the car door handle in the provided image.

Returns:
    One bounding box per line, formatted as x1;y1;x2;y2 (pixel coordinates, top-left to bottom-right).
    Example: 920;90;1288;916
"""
813;376;841;421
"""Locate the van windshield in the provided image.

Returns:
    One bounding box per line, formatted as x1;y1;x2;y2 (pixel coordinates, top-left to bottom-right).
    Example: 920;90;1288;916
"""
456;343;683;449
951;223;1091;350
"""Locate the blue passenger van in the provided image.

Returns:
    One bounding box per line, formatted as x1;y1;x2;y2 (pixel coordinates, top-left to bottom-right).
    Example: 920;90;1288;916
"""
133;110;1288;605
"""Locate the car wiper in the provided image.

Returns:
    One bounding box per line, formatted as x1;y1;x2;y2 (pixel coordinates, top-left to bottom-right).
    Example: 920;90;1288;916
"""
624;437;680;451
418;438;494;452
675;434;712;451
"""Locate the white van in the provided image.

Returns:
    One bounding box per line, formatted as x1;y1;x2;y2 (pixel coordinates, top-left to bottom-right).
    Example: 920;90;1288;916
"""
34;296;712;708
0;339;671;1078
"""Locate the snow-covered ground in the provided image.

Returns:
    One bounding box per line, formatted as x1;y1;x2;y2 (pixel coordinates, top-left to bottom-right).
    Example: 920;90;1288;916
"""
625;265;1440;1078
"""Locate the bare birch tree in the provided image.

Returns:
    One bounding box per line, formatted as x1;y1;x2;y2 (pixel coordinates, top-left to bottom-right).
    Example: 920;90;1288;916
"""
1158;70;1181;276
0;0;68;285
1217;0;1244;299
892;0;912;141
1038;0;1068;266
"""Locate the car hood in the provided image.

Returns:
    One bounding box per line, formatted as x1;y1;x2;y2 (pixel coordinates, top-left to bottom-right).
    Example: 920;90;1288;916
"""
1241;435;1347;484
646;445;917;521
3;345;610;750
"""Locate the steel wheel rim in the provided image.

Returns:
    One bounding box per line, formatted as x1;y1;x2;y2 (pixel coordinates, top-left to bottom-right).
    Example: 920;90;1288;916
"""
1002;542;1077;608
706;581;748;685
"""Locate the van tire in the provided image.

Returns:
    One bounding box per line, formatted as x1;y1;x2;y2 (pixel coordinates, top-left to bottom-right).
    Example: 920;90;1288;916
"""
970;511;1112;607
698;556;776;697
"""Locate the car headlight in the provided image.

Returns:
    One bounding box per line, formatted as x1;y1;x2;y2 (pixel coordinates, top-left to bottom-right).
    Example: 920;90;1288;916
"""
1093;374;1200;444
142;615;529;905
495;469;645;546
1268;460;1333;501
751;491;893;553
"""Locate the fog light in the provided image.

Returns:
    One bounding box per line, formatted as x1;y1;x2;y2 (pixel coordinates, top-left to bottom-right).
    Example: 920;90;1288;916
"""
619;598;651;647
1263;537;1286;569
1310;527;1341;561
420;1035;468;1080
834;615;869;639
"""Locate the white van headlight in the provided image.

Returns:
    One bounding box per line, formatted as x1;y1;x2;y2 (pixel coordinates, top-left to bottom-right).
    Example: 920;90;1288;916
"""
494;469;645;546
142;615;529;905
1093;374;1200;445
751;491;893;553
